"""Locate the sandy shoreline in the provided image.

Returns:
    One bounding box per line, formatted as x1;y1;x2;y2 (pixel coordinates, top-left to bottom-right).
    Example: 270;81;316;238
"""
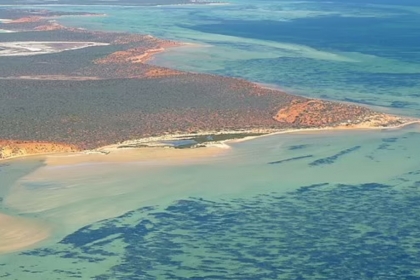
35;146;228;169
2;119;419;164
224;120;420;144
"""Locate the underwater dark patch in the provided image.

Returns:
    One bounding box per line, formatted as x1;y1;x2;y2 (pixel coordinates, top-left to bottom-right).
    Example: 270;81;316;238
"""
288;145;309;151
12;181;420;279
268;155;313;165
309;146;361;166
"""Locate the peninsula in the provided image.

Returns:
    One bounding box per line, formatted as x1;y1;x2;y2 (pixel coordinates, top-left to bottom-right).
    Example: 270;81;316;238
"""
0;8;415;160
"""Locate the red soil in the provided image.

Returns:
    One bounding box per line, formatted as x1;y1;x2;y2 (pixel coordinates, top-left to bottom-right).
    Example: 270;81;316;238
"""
0;140;79;160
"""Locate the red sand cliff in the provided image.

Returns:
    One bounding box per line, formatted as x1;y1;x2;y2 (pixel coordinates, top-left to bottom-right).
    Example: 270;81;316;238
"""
0;141;79;160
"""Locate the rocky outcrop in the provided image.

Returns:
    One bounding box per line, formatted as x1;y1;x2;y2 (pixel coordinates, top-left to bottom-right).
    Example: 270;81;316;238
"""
274;99;369;126
273;99;408;128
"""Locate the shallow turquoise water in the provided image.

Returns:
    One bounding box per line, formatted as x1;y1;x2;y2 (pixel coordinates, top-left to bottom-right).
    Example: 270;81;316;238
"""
1;0;420;278
1;126;420;279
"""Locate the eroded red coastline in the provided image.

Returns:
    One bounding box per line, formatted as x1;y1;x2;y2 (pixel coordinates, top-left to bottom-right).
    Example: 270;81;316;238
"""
0;9;416;160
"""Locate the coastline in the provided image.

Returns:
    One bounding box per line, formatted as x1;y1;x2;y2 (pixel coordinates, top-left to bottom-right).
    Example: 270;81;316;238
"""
0;8;419;162
93;119;420;150
1;116;418;256
256;82;413;117
141;41;204;64
2;119;419;163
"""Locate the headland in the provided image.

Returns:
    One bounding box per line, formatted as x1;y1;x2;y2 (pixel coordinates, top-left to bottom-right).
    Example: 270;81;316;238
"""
0;8;418;161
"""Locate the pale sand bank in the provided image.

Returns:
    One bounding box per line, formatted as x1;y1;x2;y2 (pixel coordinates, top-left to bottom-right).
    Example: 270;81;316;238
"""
2;146;230;238
44;144;229;166
0;213;50;254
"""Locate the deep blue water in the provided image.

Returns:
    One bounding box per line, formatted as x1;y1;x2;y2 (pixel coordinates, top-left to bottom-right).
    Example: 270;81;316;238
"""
145;0;420;115
187;15;420;62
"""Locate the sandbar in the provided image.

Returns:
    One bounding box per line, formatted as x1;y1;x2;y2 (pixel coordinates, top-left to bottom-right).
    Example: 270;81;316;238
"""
0;212;50;254
42;144;229;167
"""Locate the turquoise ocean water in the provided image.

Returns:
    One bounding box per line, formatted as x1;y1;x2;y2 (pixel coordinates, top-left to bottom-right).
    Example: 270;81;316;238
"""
54;0;420;116
1;0;420;278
